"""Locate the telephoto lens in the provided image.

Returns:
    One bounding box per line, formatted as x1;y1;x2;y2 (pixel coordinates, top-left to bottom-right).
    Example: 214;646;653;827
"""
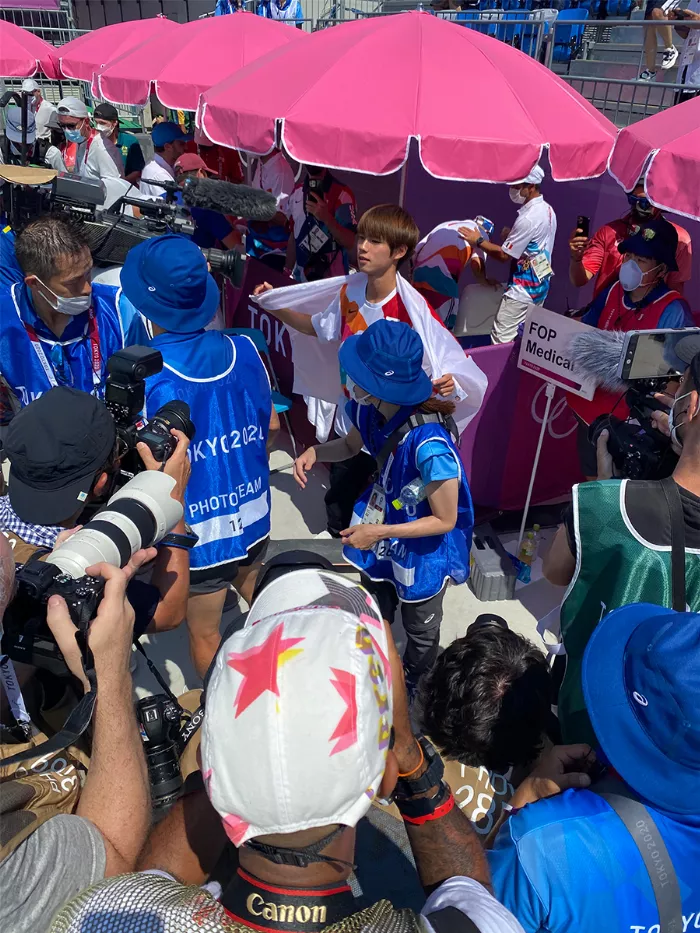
46;471;183;580
201;247;246;287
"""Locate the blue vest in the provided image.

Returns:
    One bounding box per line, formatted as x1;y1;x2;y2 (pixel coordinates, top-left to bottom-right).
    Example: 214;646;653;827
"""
144;331;272;571
0;226;22;289
0;280;145;414
342;402;474;602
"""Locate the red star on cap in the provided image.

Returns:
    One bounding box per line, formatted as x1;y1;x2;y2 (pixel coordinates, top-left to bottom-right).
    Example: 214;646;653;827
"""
227;622;304;718
329;667;358;756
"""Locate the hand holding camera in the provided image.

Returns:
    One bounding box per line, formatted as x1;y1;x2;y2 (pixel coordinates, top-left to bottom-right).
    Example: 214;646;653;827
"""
137;429;191;508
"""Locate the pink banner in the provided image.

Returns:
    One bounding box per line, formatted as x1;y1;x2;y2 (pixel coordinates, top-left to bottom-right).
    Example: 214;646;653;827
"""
230;259;583;510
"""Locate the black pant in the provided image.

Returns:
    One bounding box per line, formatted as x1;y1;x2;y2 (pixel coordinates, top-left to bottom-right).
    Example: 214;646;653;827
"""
325;451;377;536
369;580;445;686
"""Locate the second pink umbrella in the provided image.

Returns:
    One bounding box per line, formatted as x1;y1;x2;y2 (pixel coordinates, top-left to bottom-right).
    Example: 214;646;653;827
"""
198;11;617;183
608;96;700;223
96;11;306;111
57;16;180;82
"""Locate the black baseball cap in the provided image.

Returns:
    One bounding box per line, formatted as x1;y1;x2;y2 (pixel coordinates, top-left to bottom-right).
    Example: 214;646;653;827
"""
93;102;119;123
5;387;116;525
618;216;679;272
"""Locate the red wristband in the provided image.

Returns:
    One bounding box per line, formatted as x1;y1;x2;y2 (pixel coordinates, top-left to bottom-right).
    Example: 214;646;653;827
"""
401;792;455;825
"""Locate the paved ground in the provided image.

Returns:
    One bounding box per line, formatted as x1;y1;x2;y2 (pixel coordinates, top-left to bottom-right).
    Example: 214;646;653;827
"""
133;438;566;698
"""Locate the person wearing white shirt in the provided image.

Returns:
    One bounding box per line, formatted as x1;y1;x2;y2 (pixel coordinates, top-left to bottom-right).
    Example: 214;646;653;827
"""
55;97;124;184
21;79;56;141
139;122;191;200
670;0;700;100
247;148;295;271
459;165;557;344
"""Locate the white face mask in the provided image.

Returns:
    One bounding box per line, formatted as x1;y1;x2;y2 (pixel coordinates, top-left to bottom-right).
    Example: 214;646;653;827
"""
619;258;662;292
95;121;115;137
509;187;527;205
36;277;92;316
346;375;372;405
668;391;698;450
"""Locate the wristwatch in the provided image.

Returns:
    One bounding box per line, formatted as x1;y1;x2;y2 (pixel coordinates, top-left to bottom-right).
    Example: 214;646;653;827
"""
395;780;452;820
392;734;445;802
475;236;485;248
159;524;199;550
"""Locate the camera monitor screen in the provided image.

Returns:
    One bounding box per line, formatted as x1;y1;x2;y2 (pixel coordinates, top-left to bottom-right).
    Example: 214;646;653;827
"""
620;329;700;381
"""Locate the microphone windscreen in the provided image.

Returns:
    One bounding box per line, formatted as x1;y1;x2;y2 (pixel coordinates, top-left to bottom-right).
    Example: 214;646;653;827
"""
182;177;277;222
569;328;628;391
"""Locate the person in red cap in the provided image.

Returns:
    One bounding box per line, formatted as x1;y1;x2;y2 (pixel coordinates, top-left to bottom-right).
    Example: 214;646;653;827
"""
174;153;241;252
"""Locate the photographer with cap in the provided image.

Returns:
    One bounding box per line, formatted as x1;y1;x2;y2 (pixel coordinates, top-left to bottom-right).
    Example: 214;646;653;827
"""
139;121;191;200
293;319;474;692
55;97;124;184
458;166;557;344
0;538;158;933
0;213;146;433
121;234;278;678
0;385;191;635
51;567;526;933
488;601;700;933
567;216;693;478
544;337;700;745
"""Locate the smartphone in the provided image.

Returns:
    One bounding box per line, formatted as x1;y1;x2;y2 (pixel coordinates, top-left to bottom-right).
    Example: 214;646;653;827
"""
576;215;590;238
618;328;700;381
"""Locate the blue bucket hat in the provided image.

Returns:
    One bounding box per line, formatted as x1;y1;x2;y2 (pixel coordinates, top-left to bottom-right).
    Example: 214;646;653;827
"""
121;234;219;334
618;216;679;272
151;121;193;148
338;319;432;406
583;602;700;815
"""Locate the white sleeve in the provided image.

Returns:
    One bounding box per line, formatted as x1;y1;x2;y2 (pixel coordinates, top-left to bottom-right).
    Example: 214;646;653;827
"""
421;877;526;933
88;137;124;181
501;213;533;261
311;302;342;342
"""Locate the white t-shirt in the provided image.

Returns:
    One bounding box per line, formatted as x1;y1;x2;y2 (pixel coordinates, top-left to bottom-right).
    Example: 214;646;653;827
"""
33;98;56;140
311;281;404;437
252;150;295;206
139;153;175;199
679;0;700;85
502;195;557;304
83;134;124;183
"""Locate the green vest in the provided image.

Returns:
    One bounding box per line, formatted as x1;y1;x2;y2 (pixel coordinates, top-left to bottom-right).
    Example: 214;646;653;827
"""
559;478;700;745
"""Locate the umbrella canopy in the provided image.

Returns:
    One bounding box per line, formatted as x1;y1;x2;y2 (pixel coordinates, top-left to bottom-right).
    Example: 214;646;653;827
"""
95;11;306;111
0;20;60;78
198;11;616;183
57;16;179;82
608;96;700;223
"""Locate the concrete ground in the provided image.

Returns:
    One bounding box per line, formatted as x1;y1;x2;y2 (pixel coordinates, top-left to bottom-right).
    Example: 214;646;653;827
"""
133;437;565;698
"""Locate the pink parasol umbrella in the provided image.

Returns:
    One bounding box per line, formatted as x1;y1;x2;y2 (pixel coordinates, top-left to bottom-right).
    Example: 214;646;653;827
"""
95;11;306;111
198;11;616;183
57;16;180;82
0;20;60;78
608;96;700;223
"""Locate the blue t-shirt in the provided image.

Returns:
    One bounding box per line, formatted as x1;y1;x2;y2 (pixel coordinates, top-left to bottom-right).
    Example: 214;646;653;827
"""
488;786;700;933
416;439;460;485
582;281;693;330
172;192;233;249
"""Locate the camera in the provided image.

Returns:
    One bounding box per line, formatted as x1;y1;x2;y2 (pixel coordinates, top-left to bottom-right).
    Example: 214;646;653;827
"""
588;382;678;481
1;471;184;672
104;347;196;484
136;693;186;809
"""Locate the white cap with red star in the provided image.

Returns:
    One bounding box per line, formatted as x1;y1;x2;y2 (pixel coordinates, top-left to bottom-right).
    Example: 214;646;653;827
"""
201;570;393;847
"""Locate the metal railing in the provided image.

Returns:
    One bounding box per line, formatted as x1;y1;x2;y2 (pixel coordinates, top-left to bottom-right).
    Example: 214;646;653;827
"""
561;74;696;124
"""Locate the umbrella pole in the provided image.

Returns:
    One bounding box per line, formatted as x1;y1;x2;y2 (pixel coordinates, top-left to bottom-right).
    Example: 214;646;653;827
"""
398;159;408;208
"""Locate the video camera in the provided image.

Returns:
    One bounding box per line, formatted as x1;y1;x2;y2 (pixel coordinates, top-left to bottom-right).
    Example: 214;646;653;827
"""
583;328;700;480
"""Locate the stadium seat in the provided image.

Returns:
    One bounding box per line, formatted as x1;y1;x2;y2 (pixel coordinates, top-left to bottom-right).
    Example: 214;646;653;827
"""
551;6;589;62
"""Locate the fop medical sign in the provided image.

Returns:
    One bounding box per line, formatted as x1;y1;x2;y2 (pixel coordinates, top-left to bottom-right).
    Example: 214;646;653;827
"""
518;307;597;400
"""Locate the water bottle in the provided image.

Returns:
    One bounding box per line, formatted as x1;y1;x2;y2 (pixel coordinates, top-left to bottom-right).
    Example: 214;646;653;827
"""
392;478;427;510
518;524;541;566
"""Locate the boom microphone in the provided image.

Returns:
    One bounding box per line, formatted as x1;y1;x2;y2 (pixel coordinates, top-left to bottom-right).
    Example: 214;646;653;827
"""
181;176;277;222
568;329;628;391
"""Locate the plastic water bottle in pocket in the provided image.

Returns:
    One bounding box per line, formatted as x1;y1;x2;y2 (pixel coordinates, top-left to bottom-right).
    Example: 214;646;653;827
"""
393;478;427;510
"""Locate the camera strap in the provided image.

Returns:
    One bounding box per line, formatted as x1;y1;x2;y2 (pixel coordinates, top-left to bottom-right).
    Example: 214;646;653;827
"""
0;632;98;767
660;476;686;612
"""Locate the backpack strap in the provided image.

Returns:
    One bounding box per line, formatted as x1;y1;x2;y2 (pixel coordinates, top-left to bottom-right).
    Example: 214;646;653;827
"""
424;906;481;933
374;412;460;478
593;784;682;933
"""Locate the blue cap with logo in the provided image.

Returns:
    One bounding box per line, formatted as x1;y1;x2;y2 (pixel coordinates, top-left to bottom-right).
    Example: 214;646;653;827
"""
338;319;432;406
121;233;219;334
583;602;700;814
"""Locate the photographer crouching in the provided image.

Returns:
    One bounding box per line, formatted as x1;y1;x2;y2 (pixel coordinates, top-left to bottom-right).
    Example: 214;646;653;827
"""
544;340;700;746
